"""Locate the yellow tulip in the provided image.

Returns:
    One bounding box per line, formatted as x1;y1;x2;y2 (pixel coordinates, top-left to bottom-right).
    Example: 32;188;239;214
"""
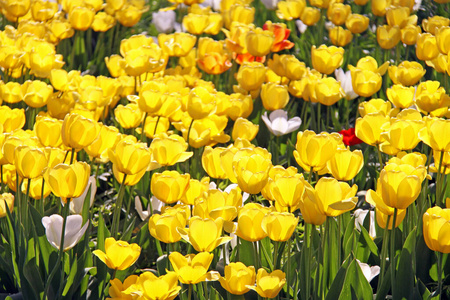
236;62;266;91
276;0;306;20
45;162;91;202
69;6;95;31
169;252;219;284
261;212;299;241
148;211;187;244
345;14;369;34
34;116;63;148
310;177;358;217
21;176;51;200
108;138;151;176
388;61;426;86
423;206;450;253
194;188;242;222
233;148;272;194
0;106;25;133
271;174;306;210
386;85;416;109
299;181;327;225
300;7;321;26
158;33;197;57
355;112;390;146
93;237;141;270
0;193;14;218
419;116;450;152
247;269;286;298
22;80;53;108
327;148;364;181
415;81;450;117
122;272;181;300
114;103;144;129
327;3;351;25
311;45;344;75
61;113;101;150
381;119;423;151
261;83;290;111
235;203;272;242
293;130;338;172
219;262;256;295
350;69;382;98
314;77;345;106
358;99;392;117
91;11;116;32
14;146;48;179
329;27;353;47
178;217;232;252
84;125;122;163
202;146;228;179
187;86;217;120
232;117;259;141
181;177;210;206
151;171;190;204
246;28;275;57
416;33;439;61
401;24;421;45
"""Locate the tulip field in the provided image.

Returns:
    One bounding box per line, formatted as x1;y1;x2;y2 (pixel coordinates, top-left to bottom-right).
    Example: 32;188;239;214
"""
1;0;450;299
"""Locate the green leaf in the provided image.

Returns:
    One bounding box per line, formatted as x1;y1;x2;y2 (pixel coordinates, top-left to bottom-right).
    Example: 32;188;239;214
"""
395;228;416;300
23;257;44;299
237;238;254;267
328;259;373;300
359;226;379;264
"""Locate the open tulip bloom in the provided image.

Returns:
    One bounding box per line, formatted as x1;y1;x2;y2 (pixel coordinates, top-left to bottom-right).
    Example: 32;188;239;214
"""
261;109;302;136
42;214;88;251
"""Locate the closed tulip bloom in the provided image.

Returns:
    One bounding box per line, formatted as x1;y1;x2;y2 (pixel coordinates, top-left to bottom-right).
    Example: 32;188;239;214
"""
300;182;327;225
382;119;423;151
415;81;450;117
276;0;306;20
85;125;121;163
219;262;256;295
422;16;450;35
378;163;424;209
327;3;351;25
187;86;217;120
69;6;95;31
247;269;286;298
226;93;254;121
329;27;353;47
0;107;25;133
261;165;298;201
202;146;228;179
183;13;208;35
169;252;218;284
91;12;116;32
232;117;259;141
181;177;210;206
350;68;382;98
358;99;392;117
271;174;306;210
261;109;302;136
114;103;144;129
300;6;321;26
416;33;439;61
388;61;426;86
178;217;232;252
0;193;14;218
22;80;53;108
45;162;91;202
314;77;345;106
21;176;51;200
34;116;63;148
437;25;450;54
293;130;338;172
327;148;364;181
386;6;413;28
150;134;193;166
377;25;401;49
262;212;299;241
311;45;344;75
158;33;197;57
236;203;271;242
1;82;24;104
149;211;187;244
373;206;406;230
234;150;272;194
195;188;242;222
61;113;100;150
42;214;88;251
423;206;450;253
108;139;151;176
345;14;370;34
355;112;390;146
371;0;390;16
246;28;275;57
401;24;421;45
236;62;266;91
151;171;190;204
123;271;181;300
93;237;141;270
14;146;48;179
261;83;290;111
313;177;358;217
225;4;255;29
419;117;450;152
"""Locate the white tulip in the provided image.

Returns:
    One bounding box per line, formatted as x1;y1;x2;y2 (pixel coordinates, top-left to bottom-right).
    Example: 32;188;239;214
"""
335;68;358;100
260;0;279;10
42;214;88;251
200;0;222;11
261;109;302;136
135;196;164;221
152;10;176;33
69;176;97;215
356;259;380;283
354;208;376;239
295;20;308;34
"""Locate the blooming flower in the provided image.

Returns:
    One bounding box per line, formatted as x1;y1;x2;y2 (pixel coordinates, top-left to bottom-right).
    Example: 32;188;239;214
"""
152;10;176;33
338;128;363;146
335;68;358;100
42;214;89;251
261;109;301;136
356;260;380;282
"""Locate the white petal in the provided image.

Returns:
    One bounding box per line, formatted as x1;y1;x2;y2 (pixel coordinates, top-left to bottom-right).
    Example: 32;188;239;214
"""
135;196;149;221
270;116;289;136
269;109;288;122
286;117;302;134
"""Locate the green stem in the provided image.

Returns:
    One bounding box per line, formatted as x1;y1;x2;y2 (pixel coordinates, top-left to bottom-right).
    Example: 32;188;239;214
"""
273;241;279;270
376;144;384;172
140;112;147;142
436;150;445;206
153;115;161;137
110;175;127;239
389;208;398;299
377;214;391;293
253;241;260;270
188;284;192;300
437;251;443;300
